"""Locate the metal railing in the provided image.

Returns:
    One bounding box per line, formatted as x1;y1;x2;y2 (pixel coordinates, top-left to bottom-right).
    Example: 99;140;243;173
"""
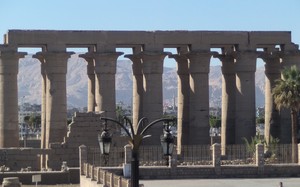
180;145;212;165
87;144;296;167
222;144;254;165
264;144;293;164
87;146;124;167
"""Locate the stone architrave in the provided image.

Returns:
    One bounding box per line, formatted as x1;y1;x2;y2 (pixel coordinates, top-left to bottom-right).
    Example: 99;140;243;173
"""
233;49;258;143
279;44;300;143
79;53;96;112
169;53;190;154
35;51;73;148
260;51;281;144
0;50;25;147
124;54;143;132
139;51;168;145
92;52;123;118
186;51;213;145
214;51;236;155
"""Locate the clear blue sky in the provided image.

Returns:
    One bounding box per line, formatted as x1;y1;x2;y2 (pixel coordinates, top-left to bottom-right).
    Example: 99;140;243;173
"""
1;0;299;67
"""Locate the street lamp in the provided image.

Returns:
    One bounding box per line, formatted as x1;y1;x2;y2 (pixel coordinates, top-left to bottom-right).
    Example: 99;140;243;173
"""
160;125;175;156
98;121;112;155
98;116;176;187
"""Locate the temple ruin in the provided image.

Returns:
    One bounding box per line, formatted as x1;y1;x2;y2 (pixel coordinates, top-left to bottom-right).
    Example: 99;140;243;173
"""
1;30;300;158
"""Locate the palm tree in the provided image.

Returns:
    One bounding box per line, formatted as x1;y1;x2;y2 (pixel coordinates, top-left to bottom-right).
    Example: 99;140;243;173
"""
272;65;300;163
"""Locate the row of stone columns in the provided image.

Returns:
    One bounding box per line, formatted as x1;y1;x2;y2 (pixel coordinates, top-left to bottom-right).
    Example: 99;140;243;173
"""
216;44;300;155
0;44;299;154
80;45;299;152
166;44;300;155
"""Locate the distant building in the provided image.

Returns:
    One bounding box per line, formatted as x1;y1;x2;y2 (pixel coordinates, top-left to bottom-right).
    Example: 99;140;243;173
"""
18;103;41;123
209;107;221;117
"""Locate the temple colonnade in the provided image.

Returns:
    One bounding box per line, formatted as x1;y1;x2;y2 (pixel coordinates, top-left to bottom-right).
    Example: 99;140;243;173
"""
0;30;300;155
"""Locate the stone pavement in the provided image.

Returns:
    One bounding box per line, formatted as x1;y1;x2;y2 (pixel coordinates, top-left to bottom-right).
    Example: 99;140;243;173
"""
141;178;300;187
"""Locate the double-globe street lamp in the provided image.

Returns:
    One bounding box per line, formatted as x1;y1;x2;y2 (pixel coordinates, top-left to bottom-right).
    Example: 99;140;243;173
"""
98;116;176;187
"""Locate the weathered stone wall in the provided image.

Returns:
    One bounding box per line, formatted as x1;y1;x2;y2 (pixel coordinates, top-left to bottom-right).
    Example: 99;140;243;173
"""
0;148;50;171
0;168;79;184
0;112;129;171
86;165;300;180
19;139;41;148
47;112;127;170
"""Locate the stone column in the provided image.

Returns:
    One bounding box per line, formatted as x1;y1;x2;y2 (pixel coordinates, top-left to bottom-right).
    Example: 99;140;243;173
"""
79;54;96;112
186;51;212;145
169;53;189;154
260;52;281;144
0;50;25;147
41;63;47;149
32;54;47;168
124;54;143;131
36;51;72;147
233;49;257;143
92;52;123;118
139;51;168;145
279;45;300;143
32;55;47;149
214;52;236;155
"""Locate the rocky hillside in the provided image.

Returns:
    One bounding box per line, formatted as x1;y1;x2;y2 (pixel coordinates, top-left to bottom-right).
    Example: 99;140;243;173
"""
18;54;266;108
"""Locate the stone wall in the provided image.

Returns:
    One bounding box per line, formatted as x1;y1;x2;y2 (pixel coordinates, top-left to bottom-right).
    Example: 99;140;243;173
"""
0;168;79;185
95;165;300;179
47;112;127;170
0;148;50;171
0;112;128;171
19;139;41;148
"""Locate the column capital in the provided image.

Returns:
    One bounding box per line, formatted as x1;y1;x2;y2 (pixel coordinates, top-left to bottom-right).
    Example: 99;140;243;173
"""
79;52;94;62
280;49;300;57
0;51;26;74
232;50;259;72
0;50;26;59
214;54;235;74
79;53;95;75
169;54;189;75
232;50;259;59
139;51;169;74
186;51;215;74
213;53;234;62
34;51;74;59
139;51;170;61
92;52;123;74
34;51;73;74
259;52;281;74
124;54;143;75
92;52;123;61
280;49;300;68
169;53;188;62
259;52;281;61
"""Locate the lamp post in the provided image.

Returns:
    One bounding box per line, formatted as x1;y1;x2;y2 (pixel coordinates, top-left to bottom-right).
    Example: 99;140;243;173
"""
99;116;176;187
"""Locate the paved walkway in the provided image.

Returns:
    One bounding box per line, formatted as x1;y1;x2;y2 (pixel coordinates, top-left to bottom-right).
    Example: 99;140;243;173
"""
141;178;300;187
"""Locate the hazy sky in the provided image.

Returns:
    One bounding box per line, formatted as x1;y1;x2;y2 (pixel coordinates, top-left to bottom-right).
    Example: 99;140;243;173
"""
1;0;299;67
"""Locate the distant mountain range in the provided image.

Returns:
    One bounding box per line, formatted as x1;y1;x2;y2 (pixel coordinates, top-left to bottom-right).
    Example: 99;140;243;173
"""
18;54;266;108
